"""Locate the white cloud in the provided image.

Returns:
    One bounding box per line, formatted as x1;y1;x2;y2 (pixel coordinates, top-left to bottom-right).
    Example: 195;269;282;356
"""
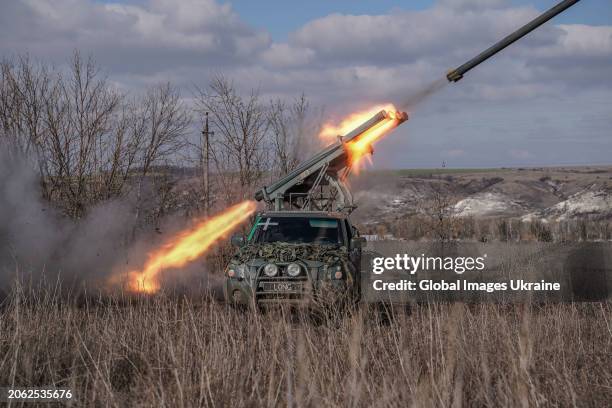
289;6;543;64
532;24;612;57
437;0;509;11
260;43;315;68
0;0;270;72
2;0;608;100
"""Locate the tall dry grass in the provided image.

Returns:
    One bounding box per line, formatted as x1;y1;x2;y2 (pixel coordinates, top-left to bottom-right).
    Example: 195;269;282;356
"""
1;283;611;407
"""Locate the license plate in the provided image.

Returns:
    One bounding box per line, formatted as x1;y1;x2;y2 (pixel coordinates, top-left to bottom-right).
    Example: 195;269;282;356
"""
261;282;302;292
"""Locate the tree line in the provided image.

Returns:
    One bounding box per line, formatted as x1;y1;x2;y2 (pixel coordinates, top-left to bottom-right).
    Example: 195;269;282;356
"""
0;52;320;223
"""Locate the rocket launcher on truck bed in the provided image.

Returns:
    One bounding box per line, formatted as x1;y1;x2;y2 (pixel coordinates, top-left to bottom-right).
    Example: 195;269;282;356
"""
255;110;408;213
255;0;580;213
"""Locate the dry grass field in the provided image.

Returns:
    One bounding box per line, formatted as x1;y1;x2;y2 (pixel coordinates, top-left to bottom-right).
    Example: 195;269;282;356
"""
1;284;611;407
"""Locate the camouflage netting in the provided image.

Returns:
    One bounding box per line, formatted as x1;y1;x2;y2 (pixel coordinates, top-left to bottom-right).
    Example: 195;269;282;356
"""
233;243;349;266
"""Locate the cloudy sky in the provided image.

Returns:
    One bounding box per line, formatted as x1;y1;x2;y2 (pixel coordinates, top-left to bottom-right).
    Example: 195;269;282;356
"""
1;0;610;168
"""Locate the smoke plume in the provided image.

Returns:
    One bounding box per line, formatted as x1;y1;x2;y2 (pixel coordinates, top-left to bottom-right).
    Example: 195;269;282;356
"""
399;78;448;111
0;149;135;291
0;148;220;296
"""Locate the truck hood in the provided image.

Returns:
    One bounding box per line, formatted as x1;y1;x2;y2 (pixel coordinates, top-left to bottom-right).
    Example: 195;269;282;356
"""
232;242;349;269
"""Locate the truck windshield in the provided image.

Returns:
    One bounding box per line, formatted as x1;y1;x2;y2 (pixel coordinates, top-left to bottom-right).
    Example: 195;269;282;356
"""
252;217;343;245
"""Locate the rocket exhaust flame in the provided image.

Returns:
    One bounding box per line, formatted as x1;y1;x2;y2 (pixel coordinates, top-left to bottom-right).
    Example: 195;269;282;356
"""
345;110;407;171
116;200;257;294
319;104;408;171
319;104;398;141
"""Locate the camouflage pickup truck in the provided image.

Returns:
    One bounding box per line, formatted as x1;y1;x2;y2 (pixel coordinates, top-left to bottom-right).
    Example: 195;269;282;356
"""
224;211;365;307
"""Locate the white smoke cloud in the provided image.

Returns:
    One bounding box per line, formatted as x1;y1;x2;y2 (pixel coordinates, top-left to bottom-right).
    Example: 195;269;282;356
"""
0;148;135;290
0;147;220;296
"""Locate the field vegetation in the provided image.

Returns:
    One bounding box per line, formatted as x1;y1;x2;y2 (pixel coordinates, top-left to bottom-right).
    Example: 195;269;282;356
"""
1;283;610;407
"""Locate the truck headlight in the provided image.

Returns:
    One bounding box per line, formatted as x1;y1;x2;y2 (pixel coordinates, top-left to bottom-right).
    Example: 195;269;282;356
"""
286;263;301;277
263;263;278;277
227;264;247;279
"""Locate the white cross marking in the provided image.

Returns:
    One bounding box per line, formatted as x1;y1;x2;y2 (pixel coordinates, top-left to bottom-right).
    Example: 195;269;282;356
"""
258;218;278;231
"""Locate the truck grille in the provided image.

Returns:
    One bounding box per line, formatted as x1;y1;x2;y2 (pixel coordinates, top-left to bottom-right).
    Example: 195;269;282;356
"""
255;264;314;302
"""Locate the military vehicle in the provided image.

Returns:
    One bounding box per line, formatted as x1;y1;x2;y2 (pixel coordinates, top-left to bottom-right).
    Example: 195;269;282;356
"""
224;0;581;307
225;110;408;307
225;211;363;306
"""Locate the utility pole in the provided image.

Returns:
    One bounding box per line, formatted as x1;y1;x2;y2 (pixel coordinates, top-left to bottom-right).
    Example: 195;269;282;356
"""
202;112;214;214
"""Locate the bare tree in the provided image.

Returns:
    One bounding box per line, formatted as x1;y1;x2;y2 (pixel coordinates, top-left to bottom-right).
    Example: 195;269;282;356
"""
194;75;269;201
1;52;190;221
0;56;54;196
130;83;191;232
40;51;123;216
138;83;190;175
420;176;459;242
267;93;318;176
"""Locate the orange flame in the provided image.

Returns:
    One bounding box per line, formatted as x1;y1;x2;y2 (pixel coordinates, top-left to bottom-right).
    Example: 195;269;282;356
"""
119;200;257;294
345;112;402;171
319;103;397;141
319;103;404;171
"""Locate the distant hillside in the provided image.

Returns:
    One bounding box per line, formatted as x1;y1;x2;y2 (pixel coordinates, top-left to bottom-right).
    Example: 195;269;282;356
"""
351;166;612;223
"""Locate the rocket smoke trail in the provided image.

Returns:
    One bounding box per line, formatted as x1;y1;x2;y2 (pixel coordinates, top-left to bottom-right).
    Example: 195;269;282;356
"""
399;78;447;111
